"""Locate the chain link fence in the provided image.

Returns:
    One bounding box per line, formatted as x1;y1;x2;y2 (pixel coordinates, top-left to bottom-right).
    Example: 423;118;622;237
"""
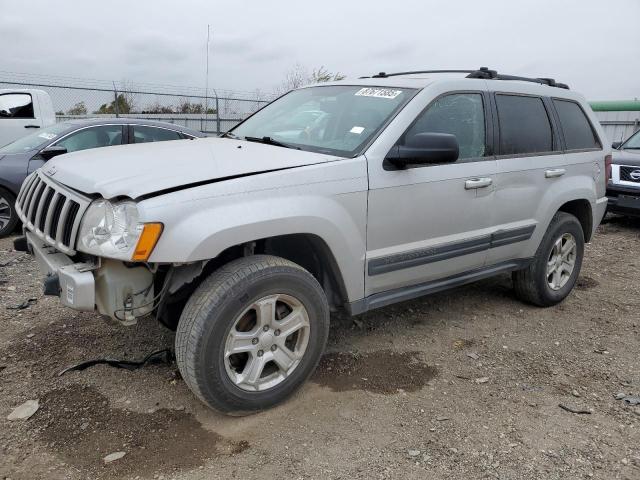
0;72;275;134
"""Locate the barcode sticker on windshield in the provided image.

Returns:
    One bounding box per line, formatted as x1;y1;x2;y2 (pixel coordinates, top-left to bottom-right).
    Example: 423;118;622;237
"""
355;88;402;99
38;133;57;140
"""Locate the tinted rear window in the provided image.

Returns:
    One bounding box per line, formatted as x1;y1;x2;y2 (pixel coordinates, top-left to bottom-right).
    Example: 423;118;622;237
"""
553;99;600;150
496;94;553;155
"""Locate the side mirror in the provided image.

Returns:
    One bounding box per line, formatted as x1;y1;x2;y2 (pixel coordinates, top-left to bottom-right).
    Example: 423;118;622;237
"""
40;145;67;160
612;141;622;150
386;132;459;168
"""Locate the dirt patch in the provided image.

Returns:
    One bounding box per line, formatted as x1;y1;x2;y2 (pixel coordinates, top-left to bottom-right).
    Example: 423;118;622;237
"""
230;440;251;454
452;338;475;350
576;275;599;290
312;350;437;393
32;384;231;479
3;322;103;365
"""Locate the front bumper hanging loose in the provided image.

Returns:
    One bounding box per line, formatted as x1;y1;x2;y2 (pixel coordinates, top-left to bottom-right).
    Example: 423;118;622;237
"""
22;231;96;311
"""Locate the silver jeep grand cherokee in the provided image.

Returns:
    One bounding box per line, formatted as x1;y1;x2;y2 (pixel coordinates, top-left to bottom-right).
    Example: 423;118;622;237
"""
14;68;609;414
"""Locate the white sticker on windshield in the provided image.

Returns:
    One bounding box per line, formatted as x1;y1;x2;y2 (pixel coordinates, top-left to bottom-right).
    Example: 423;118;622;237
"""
350;126;365;134
355;88;402;99
38;133;57;140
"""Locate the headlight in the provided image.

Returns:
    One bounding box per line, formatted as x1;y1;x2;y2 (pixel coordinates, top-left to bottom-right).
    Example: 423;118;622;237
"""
78;200;162;261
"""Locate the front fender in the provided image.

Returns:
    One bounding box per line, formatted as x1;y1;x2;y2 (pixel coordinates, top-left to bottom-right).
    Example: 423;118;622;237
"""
140;159;368;302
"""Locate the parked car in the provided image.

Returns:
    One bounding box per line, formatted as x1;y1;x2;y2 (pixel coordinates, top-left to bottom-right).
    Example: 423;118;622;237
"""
13;67;608;415
0;89;55;148
607;129;640;216
0;118;204;235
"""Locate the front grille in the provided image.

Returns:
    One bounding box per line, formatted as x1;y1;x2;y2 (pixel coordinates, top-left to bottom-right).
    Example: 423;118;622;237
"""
620;166;640;183
15;171;91;255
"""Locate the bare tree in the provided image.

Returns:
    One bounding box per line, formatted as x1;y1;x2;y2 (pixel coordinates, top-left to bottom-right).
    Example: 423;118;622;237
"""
176;98;200;114
311;66;345;83
67;101;87;115
275;63;309;95
142;101;174;114
276;64;346;95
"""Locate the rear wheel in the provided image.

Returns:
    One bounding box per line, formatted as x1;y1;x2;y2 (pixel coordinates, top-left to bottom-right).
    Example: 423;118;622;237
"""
513;212;584;307
0;189;18;237
175;255;329;415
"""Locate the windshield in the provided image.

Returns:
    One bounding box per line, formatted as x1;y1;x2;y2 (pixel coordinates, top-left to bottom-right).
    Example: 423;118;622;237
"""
0;122;71;153
623;130;640;149
230;85;417;157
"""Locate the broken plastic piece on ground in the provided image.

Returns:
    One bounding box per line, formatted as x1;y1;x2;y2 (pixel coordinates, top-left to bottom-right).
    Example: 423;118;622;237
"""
58;349;174;376
6;298;37;310
7;399;39;421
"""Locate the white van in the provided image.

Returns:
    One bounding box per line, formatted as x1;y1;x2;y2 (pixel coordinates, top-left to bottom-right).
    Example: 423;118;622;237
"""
0;89;55;147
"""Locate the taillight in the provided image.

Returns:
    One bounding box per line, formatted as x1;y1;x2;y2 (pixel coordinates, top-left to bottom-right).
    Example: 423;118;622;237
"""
604;154;612;186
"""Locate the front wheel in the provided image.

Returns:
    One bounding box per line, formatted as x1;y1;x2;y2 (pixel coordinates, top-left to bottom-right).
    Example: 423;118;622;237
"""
0;188;18;237
513;212;585;307
175;255;330;415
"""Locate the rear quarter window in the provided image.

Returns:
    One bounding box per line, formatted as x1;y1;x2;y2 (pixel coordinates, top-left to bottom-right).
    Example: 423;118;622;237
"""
132;125;184;143
552;99;601;150
496;94;553;155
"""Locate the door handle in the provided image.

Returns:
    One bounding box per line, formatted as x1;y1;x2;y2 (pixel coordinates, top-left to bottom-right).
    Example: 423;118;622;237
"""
545;168;566;178
24;125;40;129
465;177;493;189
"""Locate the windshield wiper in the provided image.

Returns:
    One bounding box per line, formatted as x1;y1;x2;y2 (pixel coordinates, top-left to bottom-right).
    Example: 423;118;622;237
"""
243;136;300;150
220;131;238;139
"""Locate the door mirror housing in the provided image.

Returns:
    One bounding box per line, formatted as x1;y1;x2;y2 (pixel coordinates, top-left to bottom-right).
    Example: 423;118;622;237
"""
386;132;459;168
40;145;67;160
612;141;622;150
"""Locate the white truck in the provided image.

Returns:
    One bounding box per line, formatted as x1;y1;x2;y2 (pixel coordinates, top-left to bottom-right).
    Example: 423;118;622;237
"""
0;89;55;147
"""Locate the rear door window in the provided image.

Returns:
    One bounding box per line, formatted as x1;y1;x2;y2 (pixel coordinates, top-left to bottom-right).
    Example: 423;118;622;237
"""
0;93;34;119
55;125;124;153
496;94;553;155
552;99;600;150
132;125;183;143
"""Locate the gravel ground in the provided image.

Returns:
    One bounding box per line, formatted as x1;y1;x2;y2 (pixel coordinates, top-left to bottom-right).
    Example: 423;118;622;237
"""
1;216;639;480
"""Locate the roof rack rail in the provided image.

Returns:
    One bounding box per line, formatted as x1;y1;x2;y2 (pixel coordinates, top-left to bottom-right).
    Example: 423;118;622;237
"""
366;70;477;79
363;67;569;89
466;67;569;89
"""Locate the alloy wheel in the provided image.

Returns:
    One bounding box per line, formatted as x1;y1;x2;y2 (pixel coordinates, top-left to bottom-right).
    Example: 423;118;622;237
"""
0;196;12;231
546;233;577;291
224;294;310;392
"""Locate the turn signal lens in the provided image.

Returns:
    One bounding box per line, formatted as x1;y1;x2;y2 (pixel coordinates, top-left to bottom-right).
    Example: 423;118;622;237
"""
604;154;612;185
132;223;163;261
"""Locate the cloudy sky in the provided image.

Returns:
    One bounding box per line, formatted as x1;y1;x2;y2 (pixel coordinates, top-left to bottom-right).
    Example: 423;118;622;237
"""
1;0;638;99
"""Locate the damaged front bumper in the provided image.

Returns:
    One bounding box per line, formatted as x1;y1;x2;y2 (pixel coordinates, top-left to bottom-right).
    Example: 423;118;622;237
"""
20;232;155;323
24;231;96;311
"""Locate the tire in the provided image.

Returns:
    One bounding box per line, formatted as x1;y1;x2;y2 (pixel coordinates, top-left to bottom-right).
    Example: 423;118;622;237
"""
175;254;330;415
0;188;19;237
513;212;584;307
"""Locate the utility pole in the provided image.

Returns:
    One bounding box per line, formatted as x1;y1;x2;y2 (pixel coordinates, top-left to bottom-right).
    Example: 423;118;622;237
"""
204;25;211;132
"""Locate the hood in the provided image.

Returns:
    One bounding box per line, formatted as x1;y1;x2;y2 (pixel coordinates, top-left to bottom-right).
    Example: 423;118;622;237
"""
42;137;336;199
613;149;640;167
